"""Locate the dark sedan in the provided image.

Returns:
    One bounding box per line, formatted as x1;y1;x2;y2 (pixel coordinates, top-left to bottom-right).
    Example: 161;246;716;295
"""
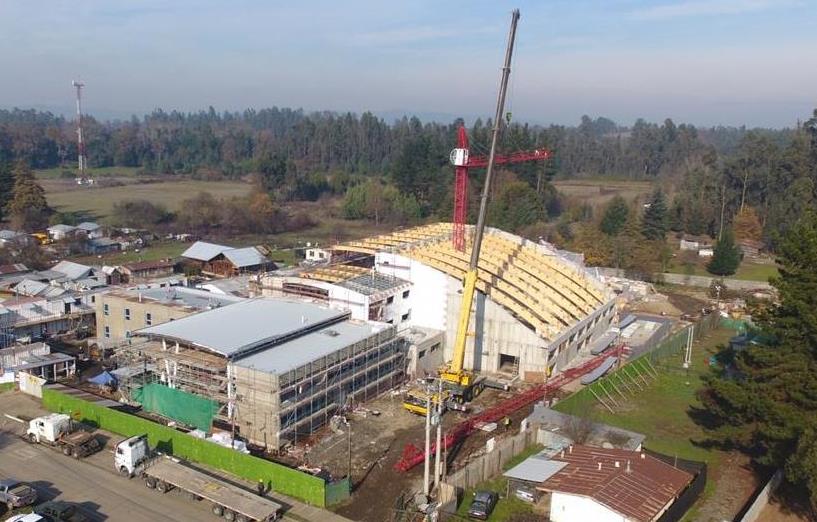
467;490;499;520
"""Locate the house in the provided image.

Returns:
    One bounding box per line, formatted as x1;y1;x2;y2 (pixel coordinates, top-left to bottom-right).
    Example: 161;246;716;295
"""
51;261;96;282
121;259;176;282
305;247;332;263
678;239;699;251
737;239;763;259
0;230;32;247
47;224;77;241
0;264;29;277
181;241;274;277
86;237;121;255
13;279;67;298
102;266;124;286
76;222;104;239
538;445;693;522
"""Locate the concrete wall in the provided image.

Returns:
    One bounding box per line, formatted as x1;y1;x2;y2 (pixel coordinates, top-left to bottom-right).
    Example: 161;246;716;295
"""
596;267;773;291
737;470;783;522
375;252;617;378
550;493;628;522
95;293;194;343
444;428;538;491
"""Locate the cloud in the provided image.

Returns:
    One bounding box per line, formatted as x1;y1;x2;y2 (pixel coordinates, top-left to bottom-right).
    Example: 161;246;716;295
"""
631;0;801;20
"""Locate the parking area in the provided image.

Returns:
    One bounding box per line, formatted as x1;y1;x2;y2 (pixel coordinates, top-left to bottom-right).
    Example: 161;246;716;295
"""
0;390;344;522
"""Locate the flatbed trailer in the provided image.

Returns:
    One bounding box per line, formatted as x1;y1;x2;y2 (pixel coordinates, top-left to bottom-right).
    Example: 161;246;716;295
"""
142;457;282;522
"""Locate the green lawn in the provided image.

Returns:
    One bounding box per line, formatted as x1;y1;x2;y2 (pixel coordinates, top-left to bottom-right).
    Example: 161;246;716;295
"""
454;444;544;521
666;260;778;282
46;180;252;221
35;166;142;179
71;240;187;265
554;327;736;520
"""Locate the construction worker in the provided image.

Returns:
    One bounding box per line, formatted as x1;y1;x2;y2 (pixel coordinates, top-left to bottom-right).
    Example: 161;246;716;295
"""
502;416;511;431
257;479;265;496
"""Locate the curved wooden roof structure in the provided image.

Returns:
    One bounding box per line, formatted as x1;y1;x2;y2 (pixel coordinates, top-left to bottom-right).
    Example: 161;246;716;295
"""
332;223;610;341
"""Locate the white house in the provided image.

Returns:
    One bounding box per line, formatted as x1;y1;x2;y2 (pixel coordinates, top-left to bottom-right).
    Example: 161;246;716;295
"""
0;230;31;247
539;445;693;522
305;247;332;263
76;222;104;239
47;224;77;241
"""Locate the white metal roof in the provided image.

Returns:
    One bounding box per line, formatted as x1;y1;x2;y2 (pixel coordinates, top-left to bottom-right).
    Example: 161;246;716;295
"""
233;320;390;375
76;222;101;231
222;246;268;268
181;241;230;262
504;455;567;483
136;298;348;357
48;224;77;233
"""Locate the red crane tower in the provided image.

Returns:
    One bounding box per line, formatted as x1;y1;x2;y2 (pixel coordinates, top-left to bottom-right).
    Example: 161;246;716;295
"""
449;126;553;250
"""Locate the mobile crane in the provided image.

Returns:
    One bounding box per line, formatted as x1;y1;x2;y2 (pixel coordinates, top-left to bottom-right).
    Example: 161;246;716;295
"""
402;10;523;415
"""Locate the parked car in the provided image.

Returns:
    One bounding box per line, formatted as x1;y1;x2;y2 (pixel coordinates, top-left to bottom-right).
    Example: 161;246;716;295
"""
0;479;37;510
4;515;44;522
467;490;498;520
6;513;45;522
34;501;87;522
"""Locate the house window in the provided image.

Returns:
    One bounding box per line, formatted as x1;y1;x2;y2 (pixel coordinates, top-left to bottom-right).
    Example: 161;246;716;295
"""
401;311;410;321
402;290;410;299
145;312;152;326
91;295;96;304
103;326;110;338
124;308;131;321
387;296;394;304
103;303;109;316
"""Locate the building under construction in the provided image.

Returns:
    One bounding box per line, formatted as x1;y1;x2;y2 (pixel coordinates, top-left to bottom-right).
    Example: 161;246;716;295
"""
114;298;406;450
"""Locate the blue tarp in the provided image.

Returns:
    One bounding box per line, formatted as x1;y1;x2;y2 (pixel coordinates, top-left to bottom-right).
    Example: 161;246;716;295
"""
88;371;116;386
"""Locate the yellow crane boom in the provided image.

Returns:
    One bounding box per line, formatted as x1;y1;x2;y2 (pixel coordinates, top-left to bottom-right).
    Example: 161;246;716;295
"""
440;9;520;394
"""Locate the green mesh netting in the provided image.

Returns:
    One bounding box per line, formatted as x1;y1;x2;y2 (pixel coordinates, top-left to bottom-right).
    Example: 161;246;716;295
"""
133;383;218;431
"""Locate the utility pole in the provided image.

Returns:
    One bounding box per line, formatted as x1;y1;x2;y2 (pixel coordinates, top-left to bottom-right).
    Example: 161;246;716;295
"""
423;392;432;496
433;379;443;490
72;80;86;177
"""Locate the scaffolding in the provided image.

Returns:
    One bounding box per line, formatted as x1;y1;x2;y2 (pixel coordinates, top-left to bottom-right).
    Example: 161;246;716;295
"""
232;326;407;450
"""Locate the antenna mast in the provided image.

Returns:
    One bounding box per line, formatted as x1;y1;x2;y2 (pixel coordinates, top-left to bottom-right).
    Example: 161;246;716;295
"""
72;80;86;177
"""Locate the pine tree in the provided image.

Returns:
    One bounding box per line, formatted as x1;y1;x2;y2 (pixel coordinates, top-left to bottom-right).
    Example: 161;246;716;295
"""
0;162;14;222
641;188;668;240
700;212;817;509
600;195;629;236
706;229;741;276
5;161;50;231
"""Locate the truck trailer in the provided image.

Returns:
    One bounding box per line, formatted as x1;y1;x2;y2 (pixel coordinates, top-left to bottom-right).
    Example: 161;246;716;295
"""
115;435;282;522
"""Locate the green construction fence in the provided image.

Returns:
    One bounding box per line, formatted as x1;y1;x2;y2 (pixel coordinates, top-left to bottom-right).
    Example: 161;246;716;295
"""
42;387;329;506
132;383;218;432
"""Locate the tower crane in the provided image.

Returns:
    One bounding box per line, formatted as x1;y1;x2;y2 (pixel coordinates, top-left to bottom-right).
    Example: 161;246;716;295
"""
450;128;552;251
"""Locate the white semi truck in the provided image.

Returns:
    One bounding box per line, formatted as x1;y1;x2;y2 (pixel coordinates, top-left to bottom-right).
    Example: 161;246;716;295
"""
25;413;101;459
115;435;282;522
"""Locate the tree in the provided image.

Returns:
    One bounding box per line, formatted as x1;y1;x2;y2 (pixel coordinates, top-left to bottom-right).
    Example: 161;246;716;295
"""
641;188;668;240
706;229;741;276
732;207;763;243
699;212;817;509
487;181;546;233
0;162;14;221
5;161;49;231
599;195;629;236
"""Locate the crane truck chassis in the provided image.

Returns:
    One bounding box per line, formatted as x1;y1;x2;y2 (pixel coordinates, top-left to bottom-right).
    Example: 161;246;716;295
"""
115;435;282;522
25;413;101;459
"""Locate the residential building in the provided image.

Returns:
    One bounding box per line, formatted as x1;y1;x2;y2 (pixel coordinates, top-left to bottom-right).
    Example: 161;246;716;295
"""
86;238;121;255
94;286;244;344
121;259;176;282
304;247;332;263
0;230;32;247
47;224;77;241
182;241;274;277
537;445;693;522
76;222;104;239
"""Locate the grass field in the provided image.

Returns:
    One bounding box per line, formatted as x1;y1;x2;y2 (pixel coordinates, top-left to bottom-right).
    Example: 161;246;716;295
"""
46;180;252;221
455;444;545;521
552;178;655;208
71;240;187;265
554;327;737;520
666;259;779;282
35;166;143;179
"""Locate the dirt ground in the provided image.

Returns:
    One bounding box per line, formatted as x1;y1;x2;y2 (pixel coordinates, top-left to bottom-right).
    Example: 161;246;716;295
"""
693;451;759;522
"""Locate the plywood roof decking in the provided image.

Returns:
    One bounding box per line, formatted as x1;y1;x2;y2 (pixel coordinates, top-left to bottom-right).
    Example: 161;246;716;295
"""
332;223;608;342
539;445;693;522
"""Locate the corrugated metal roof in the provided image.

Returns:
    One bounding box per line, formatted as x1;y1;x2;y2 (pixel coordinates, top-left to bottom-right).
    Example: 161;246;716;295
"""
119;286;243;310
589;331;617;355
233;320;390;375
181;241;230;262
504;455;567;483
136;298;348;357
48;224;76;233
336;272;410;296
51;261;93;281
538;445;693;522
14;279;51;297
222;246;267;268
76;222;100;231
0;230;25;240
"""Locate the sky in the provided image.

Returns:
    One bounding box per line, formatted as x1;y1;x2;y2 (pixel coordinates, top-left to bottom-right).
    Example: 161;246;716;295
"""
0;0;815;128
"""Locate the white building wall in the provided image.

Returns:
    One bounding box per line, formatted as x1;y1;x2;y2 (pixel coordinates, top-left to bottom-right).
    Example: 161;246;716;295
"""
376;253;446;331
550;493;629;522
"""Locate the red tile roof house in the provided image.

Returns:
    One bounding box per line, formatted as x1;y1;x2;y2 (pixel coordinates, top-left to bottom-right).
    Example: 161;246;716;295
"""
539;445;693;522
